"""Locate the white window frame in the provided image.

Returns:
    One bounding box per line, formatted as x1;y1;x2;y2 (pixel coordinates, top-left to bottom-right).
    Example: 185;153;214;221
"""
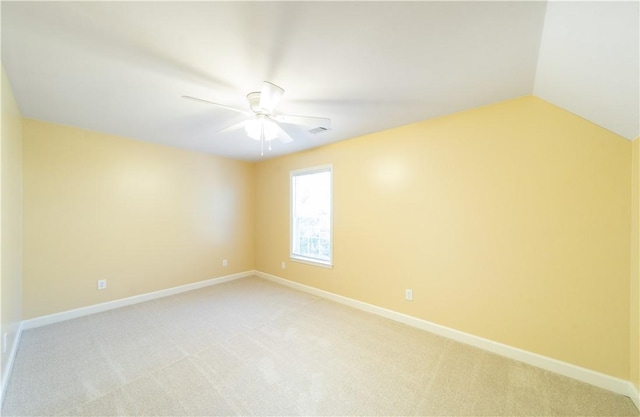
290;165;333;268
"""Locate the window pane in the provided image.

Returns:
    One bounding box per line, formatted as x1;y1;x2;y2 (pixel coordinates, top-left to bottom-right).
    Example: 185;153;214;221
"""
291;168;332;264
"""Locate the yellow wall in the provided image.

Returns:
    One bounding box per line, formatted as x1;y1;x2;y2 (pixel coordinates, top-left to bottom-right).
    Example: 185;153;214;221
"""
22;120;255;319
255;96;632;379
632;137;640;389
14;94;637;383
1;66;23;386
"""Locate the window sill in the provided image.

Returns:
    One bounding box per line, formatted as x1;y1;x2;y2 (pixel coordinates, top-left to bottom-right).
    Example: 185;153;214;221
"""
290;257;333;269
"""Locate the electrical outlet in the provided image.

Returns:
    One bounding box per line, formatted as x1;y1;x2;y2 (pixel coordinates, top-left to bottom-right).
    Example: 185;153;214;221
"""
281;261;286;269
97;279;107;290
222;259;228;267
405;289;413;301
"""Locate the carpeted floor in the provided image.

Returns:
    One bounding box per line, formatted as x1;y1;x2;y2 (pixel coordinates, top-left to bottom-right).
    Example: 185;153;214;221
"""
2;276;638;416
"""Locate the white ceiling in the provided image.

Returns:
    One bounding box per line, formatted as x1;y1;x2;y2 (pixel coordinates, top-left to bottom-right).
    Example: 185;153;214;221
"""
1;1;638;161
535;1;639;140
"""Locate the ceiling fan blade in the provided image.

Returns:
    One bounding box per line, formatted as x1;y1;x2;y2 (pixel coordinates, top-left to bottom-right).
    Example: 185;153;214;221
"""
275;114;331;129
259;82;284;113
217;120;247;134
182;96;250;115
275;123;294;143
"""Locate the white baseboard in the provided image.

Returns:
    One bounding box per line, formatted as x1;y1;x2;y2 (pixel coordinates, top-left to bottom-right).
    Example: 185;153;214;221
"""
255;270;634;402
22;271;253;330
10;269;638;409
629;382;640;411
1;321;24;407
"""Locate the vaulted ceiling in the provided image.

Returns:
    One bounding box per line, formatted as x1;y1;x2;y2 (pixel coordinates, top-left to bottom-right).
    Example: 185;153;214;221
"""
2;1;638;161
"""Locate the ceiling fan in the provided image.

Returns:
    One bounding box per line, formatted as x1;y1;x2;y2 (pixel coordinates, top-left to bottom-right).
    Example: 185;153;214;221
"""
183;81;331;155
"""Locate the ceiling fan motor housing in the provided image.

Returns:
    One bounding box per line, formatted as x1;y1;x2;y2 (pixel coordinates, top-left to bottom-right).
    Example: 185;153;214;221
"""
246;92;265;114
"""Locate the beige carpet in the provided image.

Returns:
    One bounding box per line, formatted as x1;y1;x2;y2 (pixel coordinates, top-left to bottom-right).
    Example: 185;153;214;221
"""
2;276;638;416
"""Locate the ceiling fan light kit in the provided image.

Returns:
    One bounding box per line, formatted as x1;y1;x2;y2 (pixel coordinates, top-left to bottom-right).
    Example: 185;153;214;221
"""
183;81;331;156
245;115;279;141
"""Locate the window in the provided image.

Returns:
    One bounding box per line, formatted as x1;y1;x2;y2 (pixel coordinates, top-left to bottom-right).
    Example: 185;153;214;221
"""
291;165;333;267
